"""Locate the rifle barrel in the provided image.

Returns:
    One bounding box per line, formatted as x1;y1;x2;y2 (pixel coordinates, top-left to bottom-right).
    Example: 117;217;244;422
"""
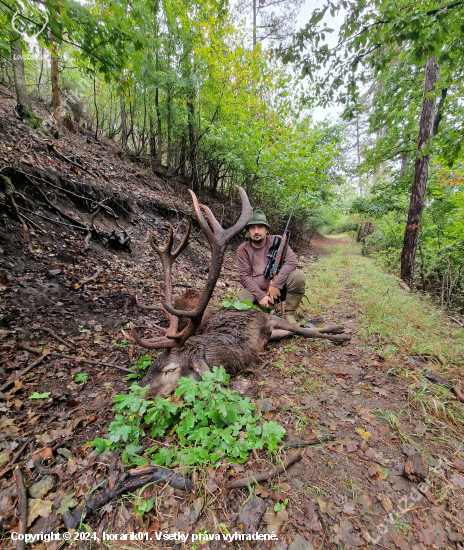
283;193;300;235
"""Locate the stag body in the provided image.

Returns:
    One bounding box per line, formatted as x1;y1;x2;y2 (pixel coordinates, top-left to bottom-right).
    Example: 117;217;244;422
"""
129;186;350;396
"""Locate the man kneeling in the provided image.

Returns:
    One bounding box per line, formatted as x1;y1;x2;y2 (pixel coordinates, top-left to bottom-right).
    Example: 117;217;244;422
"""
236;210;305;325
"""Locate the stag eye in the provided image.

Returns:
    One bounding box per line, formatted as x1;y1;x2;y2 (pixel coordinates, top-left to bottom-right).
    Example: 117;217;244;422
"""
163;364;179;373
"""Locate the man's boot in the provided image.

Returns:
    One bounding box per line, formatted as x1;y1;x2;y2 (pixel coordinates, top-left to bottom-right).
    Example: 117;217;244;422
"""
283;292;304;325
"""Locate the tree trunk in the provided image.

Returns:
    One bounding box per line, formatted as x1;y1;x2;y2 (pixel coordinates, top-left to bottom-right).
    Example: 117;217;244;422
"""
155;88;163;168
93;75;99;141
149;115;157;168
187;91;200;192
167;85;172;170
120;92;128;151
432;88;447;137
400;152;408;175
10;35;32;119
400;56;439;288
252;0;257;49
50;39;60;122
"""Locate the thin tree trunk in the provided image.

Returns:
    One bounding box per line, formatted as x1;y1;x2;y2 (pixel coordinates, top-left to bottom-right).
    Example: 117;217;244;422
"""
400;152;408;175
149;115;157;167
93;75;99;141
155;88;163;168
252;0;257;49
432;88;447;137
135;94;147;157
120;92;128;151
128;91;136;152
37;47;45;98
167;84;172;170
10;35;32;119
400;56;439;288
50;38;60;122
187;93;200;192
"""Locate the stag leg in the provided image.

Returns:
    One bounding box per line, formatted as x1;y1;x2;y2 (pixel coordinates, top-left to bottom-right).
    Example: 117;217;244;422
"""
269;329;350;342
269;317;351;342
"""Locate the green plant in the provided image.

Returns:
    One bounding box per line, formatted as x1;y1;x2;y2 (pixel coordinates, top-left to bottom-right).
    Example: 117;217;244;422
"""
74;373;88;383
78;326;90;333
89;367;286;468
29;392;51;400
274;498;288;512
134;483;154;521
126;355;157;381
114;339;130;348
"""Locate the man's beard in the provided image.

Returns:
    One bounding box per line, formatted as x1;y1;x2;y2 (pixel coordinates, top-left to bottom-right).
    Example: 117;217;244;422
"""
251;234;264;242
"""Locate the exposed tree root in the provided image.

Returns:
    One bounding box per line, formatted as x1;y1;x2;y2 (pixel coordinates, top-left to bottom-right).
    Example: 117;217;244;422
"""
64;452;194;530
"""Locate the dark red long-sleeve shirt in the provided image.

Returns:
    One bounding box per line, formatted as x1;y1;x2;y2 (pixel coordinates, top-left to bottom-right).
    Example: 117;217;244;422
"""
236;235;298;302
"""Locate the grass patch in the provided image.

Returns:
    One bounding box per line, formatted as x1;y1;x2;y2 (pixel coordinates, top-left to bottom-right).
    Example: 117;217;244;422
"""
304;242;464;368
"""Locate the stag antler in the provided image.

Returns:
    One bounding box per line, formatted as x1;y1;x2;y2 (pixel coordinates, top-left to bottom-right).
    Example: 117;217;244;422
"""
127;186;252;350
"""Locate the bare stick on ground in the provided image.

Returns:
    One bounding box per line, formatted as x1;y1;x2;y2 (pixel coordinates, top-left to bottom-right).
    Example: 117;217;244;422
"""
14;467;27;550
17;344;133;373
227;453;303;490
0;356;46;393
284;436;333;449
38;327;74;349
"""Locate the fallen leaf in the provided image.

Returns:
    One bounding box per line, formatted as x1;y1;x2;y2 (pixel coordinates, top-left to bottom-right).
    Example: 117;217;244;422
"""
302;500;321;532
338;518;363;546
31;447;53;461
57;491;78;515
451;473;464;489
358;489;374;514
388;527;410;550
413;519;434;545
237;496;264;534
343;501;355;515
376;492;393;512
28;499;53;526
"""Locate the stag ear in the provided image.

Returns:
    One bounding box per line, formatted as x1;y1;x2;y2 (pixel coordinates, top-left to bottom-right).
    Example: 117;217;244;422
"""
190;358;210;375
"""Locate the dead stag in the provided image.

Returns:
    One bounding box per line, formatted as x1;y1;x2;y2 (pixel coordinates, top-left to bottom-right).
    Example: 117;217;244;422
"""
125;186;350;396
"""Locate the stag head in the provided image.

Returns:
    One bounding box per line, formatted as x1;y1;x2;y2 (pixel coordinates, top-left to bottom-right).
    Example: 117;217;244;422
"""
124;186;252;395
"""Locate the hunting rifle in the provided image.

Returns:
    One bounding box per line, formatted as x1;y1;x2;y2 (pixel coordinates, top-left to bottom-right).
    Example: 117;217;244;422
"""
263;193;299;303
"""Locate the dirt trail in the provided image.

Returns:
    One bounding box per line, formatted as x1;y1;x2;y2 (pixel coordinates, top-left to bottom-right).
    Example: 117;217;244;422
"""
247;237;464;549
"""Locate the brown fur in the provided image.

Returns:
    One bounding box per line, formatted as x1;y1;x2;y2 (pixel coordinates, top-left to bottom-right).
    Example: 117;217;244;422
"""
141;307;272;396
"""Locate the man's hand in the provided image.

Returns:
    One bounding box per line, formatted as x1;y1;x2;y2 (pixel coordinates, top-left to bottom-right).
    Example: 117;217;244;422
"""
259;295;274;308
268;285;281;300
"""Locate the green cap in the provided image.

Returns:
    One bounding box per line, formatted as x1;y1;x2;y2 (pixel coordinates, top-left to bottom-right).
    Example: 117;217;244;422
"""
246;210;269;228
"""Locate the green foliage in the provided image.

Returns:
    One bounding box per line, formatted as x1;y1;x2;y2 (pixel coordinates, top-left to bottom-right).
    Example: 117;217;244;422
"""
274;498;289;512
327;219;359;235
74;373;88;383
125;355;157;381
29;392;51;400
88;367;286;468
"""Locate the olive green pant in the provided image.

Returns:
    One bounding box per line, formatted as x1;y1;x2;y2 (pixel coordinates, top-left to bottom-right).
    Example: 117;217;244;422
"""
238;269;305;304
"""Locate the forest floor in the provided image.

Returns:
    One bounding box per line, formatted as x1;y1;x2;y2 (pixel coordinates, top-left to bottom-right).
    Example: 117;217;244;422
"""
1;88;464;549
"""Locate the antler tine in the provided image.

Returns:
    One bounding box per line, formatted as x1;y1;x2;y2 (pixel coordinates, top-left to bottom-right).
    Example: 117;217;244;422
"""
122;324;175;350
199;204;223;235
223;185;253;241
172;220;192;259
162;186;252;322
147;226;174;257
189;190;214;244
